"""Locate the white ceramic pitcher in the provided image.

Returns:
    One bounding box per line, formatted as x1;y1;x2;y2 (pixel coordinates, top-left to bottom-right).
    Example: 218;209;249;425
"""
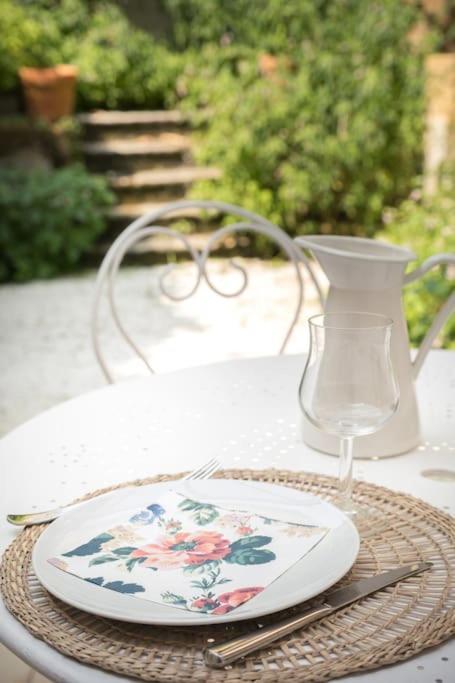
295;235;455;458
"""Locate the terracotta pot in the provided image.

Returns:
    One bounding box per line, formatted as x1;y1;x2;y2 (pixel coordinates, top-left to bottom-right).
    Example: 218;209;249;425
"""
258;53;279;78
19;64;78;122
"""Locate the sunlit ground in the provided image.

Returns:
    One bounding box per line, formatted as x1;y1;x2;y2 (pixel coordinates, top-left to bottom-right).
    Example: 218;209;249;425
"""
0;259;323;436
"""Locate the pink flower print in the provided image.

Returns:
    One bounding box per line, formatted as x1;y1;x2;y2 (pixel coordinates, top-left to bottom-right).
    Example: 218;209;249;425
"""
130;531;231;569
211;603;233;615
191;597;218;612
217;586;263;608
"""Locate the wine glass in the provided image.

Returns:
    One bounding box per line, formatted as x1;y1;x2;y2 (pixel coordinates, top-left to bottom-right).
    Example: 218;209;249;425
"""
298;312;399;519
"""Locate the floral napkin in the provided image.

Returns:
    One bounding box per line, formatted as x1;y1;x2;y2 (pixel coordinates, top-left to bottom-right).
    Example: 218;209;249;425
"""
49;491;328;616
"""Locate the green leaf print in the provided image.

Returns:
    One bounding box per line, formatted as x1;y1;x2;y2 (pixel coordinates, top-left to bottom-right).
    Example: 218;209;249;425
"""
225;548;276;565
104;581;145;594
85;577;145;594
62;532;114;557
162;591;187;607
88;554;118;567
178;498;219;525
85;576;104;586
194;506;218;525
229;536;272;551
125;556;147;572
112;546;138;557
183;560;220;575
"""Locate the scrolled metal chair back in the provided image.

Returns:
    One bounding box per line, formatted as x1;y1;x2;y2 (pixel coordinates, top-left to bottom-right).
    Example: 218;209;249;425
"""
92;200;323;382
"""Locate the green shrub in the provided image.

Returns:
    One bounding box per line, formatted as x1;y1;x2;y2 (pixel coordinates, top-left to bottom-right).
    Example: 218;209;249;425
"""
0;0;43;91
0;0;180;110
74;4;182;110
0;164;114;282
165;0;352;52
380;173;455;349
179;0;428;236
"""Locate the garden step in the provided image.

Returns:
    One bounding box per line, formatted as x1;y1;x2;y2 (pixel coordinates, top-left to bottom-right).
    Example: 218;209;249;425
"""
93;229;252;266
83;134;192;172
110;201;220;225
107;201;221;237
83;134;191;156
109;165;221;202
78;110;188;140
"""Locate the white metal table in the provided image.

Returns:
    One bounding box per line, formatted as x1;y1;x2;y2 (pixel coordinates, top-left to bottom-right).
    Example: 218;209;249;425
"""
0;351;453;683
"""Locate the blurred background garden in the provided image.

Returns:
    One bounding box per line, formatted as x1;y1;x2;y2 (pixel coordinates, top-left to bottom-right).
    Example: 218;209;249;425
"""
0;0;454;353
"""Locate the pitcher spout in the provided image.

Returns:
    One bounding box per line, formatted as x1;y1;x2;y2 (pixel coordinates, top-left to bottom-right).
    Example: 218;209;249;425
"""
295;235;416;291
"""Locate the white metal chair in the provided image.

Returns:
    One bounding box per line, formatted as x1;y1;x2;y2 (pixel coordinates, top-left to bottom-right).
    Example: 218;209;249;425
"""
92;199;324;382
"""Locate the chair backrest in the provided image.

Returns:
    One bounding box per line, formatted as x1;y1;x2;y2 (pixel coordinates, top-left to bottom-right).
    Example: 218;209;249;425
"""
92;199;324;382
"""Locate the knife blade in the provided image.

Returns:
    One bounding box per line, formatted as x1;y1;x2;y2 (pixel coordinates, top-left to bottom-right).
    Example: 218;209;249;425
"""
204;561;432;668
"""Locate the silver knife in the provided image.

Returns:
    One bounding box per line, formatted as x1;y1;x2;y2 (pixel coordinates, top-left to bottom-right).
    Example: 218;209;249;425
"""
204;561;432;668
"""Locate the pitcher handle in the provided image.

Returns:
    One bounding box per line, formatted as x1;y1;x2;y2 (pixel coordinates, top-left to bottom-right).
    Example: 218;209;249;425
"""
404;253;455;378
293;240;326;308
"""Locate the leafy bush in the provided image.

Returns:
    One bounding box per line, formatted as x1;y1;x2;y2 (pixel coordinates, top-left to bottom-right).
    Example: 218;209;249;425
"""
178;0;428;236
0;0;180;109
0;0;43;91
380;173;455;349
165;0;356;52
0;165;114;282
73;4;182;110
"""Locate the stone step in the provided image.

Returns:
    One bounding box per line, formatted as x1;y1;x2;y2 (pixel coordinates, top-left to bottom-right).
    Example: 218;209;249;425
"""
109;201;220;229
83;134;191;172
107;202;220;238
109;165;221;202
93;229;253;266
78;110;188;141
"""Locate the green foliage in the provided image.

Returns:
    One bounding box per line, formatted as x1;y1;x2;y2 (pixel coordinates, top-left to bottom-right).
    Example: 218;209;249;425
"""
126;556;146;572
62;531;114;557
225;548;276;565
0;165;114;282
102;580;145;594
88;555;118;566
70;4;182;110
178;498;220;525
225;535;276;565
162;591;187;606
380;174;455;349
0;0;181;109
179;0;426;236
0;0;43;91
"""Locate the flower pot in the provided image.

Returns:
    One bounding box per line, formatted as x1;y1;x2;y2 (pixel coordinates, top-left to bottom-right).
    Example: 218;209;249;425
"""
19;64;78;122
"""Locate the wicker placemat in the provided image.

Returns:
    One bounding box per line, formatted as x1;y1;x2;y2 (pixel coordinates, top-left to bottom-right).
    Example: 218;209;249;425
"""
1;469;454;682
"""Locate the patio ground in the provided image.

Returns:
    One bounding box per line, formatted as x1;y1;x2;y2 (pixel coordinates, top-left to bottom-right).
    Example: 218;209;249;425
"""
0;259;322;436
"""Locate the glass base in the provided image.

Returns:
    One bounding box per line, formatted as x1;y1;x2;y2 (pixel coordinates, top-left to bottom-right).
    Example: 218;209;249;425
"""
332;496;378;528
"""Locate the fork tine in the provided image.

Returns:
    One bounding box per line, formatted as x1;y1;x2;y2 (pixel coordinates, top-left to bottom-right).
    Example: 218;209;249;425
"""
196;459;220;480
193;458;220;481
183;459;211;481
183;457;218;481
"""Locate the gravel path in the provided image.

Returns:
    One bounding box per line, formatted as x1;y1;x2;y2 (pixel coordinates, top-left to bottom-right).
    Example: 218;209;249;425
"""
0;260;322;436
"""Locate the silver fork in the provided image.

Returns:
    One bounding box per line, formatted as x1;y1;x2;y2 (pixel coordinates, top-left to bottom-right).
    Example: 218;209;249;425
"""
7;457;221;527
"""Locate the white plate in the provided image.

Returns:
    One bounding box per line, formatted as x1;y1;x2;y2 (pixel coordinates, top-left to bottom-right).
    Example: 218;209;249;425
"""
32;479;359;625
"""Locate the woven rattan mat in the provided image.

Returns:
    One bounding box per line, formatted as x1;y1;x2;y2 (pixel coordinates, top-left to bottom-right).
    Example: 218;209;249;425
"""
1;469;454;682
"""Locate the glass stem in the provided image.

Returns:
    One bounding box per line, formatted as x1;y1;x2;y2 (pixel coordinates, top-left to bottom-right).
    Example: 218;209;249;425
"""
338;436;354;504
